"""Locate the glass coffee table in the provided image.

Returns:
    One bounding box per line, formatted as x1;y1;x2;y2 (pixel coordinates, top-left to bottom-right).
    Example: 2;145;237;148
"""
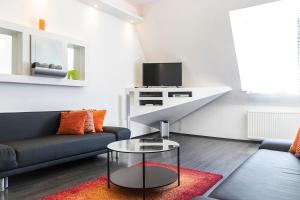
107;138;180;200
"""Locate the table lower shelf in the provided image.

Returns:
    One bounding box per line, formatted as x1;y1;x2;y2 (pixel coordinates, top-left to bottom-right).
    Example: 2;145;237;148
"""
110;165;178;189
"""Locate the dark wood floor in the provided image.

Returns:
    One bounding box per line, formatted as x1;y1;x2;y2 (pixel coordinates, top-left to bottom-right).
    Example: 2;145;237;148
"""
0;133;259;200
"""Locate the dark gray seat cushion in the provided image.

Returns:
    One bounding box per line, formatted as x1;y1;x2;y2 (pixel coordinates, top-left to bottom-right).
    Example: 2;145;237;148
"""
209;149;300;200
0;144;17;171
3;133;115;167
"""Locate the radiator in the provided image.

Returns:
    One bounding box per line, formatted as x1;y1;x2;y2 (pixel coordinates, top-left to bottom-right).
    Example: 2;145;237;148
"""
247;110;300;140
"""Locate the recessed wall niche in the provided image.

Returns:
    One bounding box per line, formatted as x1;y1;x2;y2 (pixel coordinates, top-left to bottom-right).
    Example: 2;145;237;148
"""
0;19;87;87
67;44;85;81
0;27;22;75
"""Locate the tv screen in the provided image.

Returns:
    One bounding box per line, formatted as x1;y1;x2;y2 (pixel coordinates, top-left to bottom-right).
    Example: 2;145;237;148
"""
143;63;182;87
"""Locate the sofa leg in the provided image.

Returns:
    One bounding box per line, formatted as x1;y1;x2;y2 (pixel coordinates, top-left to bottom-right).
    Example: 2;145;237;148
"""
4;178;8;189
0;178;4;192
0;178;8;191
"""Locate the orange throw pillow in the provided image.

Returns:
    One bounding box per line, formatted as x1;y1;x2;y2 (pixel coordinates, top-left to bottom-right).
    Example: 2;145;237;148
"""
296;139;300;158
84;110;96;133
93;110;107;132
289;127;300;154
58;111;87;135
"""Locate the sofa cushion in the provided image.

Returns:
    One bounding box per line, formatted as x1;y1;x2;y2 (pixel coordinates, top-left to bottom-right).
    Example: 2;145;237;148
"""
289;127;300;153
57;111;87;135
0;111;61;142
0;144;17;171
93;110;107;132
84;110;96;133
3;133;115;167
209;149;300;200
296;139;300;158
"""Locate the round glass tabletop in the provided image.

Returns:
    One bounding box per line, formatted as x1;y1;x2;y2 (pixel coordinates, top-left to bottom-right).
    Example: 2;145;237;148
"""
107;138;180;153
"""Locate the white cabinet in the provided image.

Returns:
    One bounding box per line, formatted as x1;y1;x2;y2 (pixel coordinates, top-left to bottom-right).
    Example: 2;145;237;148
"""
126;86;232;129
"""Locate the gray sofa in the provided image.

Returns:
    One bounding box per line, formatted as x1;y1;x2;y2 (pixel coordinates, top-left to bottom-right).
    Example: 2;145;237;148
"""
209;139;300;200
0;111;131;191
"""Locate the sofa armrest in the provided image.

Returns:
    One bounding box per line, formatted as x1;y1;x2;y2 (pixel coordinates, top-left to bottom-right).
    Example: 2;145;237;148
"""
0;144;18;172
259;139;293;152
102;126;131;141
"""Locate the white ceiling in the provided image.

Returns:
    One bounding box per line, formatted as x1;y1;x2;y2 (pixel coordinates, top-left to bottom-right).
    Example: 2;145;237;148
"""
126;0;158;5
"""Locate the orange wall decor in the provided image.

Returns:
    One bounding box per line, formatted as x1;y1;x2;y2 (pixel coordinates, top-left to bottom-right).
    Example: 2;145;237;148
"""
39;19;45;31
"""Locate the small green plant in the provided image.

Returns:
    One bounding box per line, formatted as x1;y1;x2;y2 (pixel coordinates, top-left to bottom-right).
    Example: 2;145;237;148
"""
67;69;79;80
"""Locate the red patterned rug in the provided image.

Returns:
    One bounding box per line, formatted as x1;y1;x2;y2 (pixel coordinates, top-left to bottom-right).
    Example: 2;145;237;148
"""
41;162;222;200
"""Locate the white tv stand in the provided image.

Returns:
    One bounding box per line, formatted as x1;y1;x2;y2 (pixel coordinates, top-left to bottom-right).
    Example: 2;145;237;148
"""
126;86;232;130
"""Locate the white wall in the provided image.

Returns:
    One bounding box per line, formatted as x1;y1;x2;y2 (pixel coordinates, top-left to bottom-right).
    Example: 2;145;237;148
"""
0;0;145;130
136;0;300;140
0;34;12;74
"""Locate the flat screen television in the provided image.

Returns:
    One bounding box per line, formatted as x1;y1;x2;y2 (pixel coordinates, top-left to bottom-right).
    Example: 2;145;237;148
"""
143;63;182;87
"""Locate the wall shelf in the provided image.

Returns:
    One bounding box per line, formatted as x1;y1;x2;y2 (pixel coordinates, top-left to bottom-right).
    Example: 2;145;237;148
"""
0;74;86;87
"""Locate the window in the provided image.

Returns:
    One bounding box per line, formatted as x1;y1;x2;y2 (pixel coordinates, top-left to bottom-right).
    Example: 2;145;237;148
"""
230;0;300;94
0;33;12;74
